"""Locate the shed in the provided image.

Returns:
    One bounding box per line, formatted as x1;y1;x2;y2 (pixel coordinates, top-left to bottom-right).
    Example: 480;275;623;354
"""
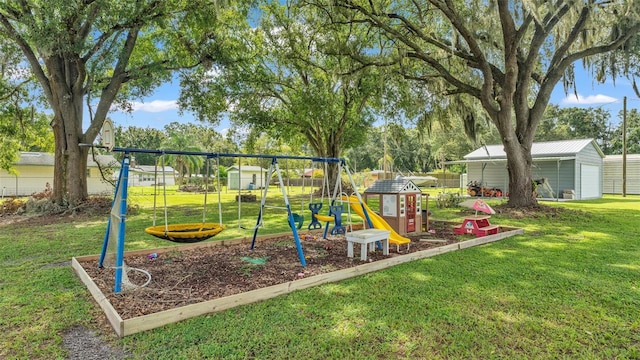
603;154;640;195
227;165;269;190
455;138;604;200
363;179;424;235
0;152;119;196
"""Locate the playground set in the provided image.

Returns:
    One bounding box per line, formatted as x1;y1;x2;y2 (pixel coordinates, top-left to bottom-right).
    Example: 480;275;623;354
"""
69;123;521;338
95;142;428;294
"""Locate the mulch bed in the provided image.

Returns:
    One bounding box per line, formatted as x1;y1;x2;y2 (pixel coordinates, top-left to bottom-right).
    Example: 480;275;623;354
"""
79;221;466;320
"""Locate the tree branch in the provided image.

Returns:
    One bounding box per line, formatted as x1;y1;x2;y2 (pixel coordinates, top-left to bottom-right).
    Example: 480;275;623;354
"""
0;78;31;102
0;13;53;105
87;28;141;142
429;0;498;117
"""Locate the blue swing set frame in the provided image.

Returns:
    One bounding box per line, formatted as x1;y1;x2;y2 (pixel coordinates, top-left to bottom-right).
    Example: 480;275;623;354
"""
95;146;374;293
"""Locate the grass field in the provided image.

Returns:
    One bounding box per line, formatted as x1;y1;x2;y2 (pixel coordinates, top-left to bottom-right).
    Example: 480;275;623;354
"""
1;190;639;359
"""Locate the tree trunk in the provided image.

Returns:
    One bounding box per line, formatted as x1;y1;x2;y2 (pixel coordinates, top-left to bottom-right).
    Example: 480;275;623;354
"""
51;115;67;203
326;140;342;195
493;99;537;208
50;117;89;206
47;54;90;206
504;139;536;207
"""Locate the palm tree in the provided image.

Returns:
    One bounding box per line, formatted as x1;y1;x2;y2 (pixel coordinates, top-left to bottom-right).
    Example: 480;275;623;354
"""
162;131;205;185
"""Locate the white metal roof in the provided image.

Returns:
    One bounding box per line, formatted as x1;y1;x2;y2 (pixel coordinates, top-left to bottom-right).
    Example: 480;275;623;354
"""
131;165;175;173
16;152;119;167
464;138;604;160
227;165;268;172
444;156;577;165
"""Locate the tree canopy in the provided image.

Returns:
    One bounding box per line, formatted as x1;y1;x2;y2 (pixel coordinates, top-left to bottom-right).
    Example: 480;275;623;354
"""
179;0;408;182
0;0;251;205
309;0;640;206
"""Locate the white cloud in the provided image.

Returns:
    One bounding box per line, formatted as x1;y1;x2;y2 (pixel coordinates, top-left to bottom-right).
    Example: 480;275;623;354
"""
131;100;178;113
561;93;618;105
8;66;31;80
204;66;222;79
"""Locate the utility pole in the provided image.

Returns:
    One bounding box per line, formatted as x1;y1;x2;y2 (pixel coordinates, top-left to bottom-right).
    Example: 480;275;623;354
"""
622;96;627;197
383;118;389;179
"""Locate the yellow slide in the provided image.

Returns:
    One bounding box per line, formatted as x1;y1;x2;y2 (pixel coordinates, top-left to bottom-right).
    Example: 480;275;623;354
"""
341;195;411;248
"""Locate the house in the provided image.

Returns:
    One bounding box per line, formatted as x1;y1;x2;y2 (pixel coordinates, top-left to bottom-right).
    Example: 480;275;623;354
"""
603;154;640;195
301;168;315;178
456;138;604;200
0;152;119;196
226;165;269;190
127;165;176;187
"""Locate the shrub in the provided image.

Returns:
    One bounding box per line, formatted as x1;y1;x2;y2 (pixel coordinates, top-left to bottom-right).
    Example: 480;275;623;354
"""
0;197;26;215
436;192;462;208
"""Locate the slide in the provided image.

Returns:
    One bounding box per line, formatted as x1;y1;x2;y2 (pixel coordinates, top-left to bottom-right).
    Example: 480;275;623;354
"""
340;195;411;247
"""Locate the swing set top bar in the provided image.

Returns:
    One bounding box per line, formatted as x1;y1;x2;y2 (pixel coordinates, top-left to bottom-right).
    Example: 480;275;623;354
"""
88;145;345;163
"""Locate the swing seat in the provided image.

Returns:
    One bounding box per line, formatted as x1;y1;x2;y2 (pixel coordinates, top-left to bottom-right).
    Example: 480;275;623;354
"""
292;213;304;230
314;214;335;222
145;223;226;243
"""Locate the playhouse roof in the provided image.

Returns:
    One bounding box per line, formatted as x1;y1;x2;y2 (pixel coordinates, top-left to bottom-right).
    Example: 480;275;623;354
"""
364;179;421;194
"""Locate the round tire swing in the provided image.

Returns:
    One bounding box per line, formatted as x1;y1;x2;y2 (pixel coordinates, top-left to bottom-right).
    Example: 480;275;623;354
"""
145;154;225;243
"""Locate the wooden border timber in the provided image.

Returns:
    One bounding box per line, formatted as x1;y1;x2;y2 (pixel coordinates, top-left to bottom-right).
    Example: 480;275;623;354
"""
72;227;524;337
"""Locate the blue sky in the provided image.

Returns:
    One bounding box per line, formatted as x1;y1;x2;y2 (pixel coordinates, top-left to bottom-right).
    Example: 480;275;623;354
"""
107;67;640;132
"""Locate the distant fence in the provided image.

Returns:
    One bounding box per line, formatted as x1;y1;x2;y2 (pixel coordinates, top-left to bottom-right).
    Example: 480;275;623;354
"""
603;179;640;195
0;176;113;198
271;178;324;187
0;176;50;197
269;174;463;191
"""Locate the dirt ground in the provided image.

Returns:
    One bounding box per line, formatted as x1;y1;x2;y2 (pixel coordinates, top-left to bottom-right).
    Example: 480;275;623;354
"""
78;221;464;320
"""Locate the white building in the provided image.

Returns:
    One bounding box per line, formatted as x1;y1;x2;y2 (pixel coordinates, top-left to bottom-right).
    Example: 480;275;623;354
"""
227;165;269;190
456;139;604;200
127;165;176;187
603;154;640;195
0;152;119;196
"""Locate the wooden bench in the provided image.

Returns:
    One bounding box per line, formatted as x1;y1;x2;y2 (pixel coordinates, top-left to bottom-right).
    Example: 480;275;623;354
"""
345;229;390;261
477;225;499;236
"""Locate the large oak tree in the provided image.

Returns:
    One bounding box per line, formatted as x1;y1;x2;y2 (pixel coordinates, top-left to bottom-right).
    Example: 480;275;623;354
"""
179;1;402;183
0;0;249;205
316;0;640;206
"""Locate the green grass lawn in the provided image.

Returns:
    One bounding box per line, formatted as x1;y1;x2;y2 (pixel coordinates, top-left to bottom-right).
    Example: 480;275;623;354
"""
1;192;639;359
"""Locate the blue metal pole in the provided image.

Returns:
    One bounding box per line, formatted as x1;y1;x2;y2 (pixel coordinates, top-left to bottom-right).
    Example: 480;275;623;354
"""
273;159;307;266
98;156;127;267
83;145;345;164
114;155;130;293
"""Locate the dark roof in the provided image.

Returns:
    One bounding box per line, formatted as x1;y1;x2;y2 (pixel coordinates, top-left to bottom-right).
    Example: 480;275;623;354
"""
364;179;421;194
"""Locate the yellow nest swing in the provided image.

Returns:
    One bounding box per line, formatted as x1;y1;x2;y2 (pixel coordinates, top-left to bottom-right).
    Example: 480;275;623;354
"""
145;223;226;243
146;156;225;243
